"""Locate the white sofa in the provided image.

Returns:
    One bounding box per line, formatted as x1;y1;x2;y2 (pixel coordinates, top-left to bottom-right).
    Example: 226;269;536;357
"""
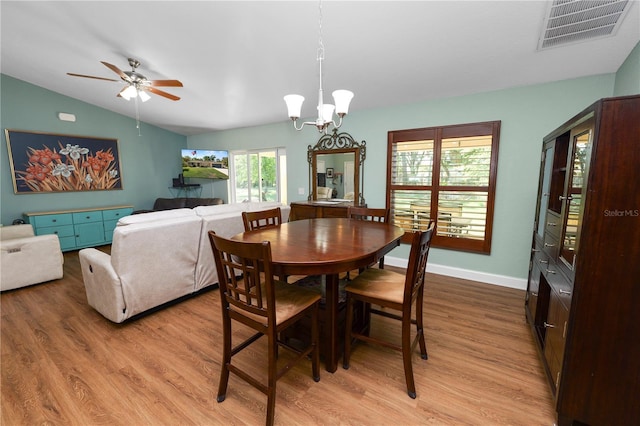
79;202;290;322
1;224;64;291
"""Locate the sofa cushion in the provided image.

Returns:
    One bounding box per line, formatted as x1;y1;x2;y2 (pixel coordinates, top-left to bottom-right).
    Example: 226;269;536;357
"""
0;224;35;240
193;203;247;217
116;208;196;226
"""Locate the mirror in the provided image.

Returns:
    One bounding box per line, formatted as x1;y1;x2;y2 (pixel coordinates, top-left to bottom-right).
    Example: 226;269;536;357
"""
308;129;366;204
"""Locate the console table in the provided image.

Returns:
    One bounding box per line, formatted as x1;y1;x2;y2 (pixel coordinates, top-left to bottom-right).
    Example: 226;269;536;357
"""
289;200;365;221
24;205;133;252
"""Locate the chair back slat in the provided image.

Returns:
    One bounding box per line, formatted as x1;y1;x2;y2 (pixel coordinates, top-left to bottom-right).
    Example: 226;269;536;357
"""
242;207;283;231
209;231;276;322
347;206;390;223
404;222;435;302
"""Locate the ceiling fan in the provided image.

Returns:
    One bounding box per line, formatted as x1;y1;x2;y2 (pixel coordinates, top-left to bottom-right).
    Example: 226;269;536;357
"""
67;58;183;101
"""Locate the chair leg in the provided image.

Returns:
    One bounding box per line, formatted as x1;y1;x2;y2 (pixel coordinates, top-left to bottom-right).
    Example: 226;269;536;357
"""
402;315;417;399
311;303;320;382
266;332;278;426
217;314;232;403
342;296;355;369
415;287;428;360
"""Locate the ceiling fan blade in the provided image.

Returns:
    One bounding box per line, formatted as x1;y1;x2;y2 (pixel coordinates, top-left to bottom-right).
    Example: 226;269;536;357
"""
101;61;128;80
67;72;119;82
146;86;180;101
149;79;183;87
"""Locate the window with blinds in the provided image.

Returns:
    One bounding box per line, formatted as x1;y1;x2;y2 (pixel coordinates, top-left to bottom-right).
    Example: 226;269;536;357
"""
386;121;500;253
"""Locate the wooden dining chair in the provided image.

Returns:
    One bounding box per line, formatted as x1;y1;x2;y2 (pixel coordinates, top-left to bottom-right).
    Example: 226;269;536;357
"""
242;207;283;231
342;222;435;399
347;206;390;269
208;231;321;426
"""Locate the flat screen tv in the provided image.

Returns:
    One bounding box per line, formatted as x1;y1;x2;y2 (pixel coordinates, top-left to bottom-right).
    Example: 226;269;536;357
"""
181;149;229;180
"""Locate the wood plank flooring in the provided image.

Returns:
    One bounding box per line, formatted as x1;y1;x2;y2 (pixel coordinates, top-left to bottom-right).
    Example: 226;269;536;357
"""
1;248;556;425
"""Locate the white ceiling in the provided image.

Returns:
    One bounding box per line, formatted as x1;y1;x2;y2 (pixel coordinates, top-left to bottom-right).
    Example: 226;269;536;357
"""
1;1;639;136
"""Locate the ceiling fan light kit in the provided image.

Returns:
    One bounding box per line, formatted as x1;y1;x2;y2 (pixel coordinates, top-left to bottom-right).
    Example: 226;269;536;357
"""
68;57;183;102
284;0;353;134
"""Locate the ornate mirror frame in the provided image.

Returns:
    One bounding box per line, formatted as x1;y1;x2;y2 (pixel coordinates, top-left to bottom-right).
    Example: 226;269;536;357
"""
308;129;366;204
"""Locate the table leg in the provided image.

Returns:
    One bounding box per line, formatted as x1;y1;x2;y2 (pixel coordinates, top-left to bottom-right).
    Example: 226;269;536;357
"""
324;273;339;373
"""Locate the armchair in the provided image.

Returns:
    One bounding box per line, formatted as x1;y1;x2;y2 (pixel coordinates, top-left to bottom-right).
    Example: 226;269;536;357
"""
1;224;63;291
316;186;333;200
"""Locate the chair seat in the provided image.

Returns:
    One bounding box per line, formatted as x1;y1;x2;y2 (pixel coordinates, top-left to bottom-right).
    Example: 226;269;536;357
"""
345;268;405;306
233;281;321;327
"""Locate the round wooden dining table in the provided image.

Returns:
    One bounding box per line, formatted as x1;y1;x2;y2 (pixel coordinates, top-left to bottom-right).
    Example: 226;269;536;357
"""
232;217;405;372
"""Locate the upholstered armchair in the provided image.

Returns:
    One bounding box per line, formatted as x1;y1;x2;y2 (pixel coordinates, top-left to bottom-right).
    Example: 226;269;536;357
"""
317;186;333;200
0;224;64;291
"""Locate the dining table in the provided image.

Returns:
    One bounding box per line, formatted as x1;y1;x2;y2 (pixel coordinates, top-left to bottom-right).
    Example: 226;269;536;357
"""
232;217;405;373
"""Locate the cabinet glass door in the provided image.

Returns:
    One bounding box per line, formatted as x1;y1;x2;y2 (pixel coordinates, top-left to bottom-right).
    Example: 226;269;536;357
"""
536;144;555;239
559;130;592;269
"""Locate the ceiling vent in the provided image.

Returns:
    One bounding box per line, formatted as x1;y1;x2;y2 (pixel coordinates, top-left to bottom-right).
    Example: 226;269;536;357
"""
538;0;632;50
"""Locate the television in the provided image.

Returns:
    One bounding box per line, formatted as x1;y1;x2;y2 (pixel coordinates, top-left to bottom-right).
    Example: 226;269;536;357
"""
181;149;229;180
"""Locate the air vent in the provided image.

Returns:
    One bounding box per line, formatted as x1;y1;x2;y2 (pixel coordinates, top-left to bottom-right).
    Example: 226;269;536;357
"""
538;0;632;50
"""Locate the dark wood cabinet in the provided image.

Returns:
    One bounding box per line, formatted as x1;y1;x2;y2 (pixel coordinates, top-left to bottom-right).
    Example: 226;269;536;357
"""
289;201;365;221
525;95;640;426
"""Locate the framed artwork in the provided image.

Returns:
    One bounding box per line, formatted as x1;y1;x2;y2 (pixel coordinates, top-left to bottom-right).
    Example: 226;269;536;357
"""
5;129;123;194
326;167;334;178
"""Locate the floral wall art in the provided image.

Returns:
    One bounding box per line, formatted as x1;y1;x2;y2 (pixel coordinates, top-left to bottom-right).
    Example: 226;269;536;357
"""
5;130;123;194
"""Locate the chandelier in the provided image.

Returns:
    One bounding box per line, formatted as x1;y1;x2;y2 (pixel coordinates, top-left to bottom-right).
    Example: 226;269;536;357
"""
284;1;353;134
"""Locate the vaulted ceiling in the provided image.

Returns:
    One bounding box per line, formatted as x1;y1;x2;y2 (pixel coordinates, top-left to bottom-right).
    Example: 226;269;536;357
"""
2;1;639;136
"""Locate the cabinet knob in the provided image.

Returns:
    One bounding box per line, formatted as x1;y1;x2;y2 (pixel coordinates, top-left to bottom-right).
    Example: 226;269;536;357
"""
52;219;57;222
532;248;540;253
559;195;573;201
543;322;555;328
545;269;556;275
539;259;549;264
559;289;572;296
544;243;556;247
547;222;557;227
531;292;538;297
86;216;91;219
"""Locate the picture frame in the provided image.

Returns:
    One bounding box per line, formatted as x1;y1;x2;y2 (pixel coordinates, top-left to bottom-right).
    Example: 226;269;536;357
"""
326;167;334;178
5;129;123;194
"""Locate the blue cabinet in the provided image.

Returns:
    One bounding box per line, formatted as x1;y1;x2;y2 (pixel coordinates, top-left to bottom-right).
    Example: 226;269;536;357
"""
24;205;133;251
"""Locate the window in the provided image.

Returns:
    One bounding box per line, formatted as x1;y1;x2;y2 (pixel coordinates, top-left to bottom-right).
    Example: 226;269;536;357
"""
230;148;287;204
387;121;500;253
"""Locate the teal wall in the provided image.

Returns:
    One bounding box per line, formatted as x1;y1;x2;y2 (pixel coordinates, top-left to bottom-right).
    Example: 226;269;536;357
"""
187;75;617;281
1;75;186;224
614;41;640;96
2;42;637;283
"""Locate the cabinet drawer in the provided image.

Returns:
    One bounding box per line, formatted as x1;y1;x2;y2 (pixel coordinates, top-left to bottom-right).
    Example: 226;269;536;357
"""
322;206;349;218
542;232;559;259
545;211;561;239
72;211;103;224
36;224;75;238
30;213;73;228
102;207;132;221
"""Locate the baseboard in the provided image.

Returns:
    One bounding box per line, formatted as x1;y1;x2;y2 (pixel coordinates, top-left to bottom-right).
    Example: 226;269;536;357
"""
384;255;527;290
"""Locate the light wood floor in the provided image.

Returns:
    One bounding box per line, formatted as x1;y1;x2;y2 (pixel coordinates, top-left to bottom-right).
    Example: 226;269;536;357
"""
1;248;556;425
